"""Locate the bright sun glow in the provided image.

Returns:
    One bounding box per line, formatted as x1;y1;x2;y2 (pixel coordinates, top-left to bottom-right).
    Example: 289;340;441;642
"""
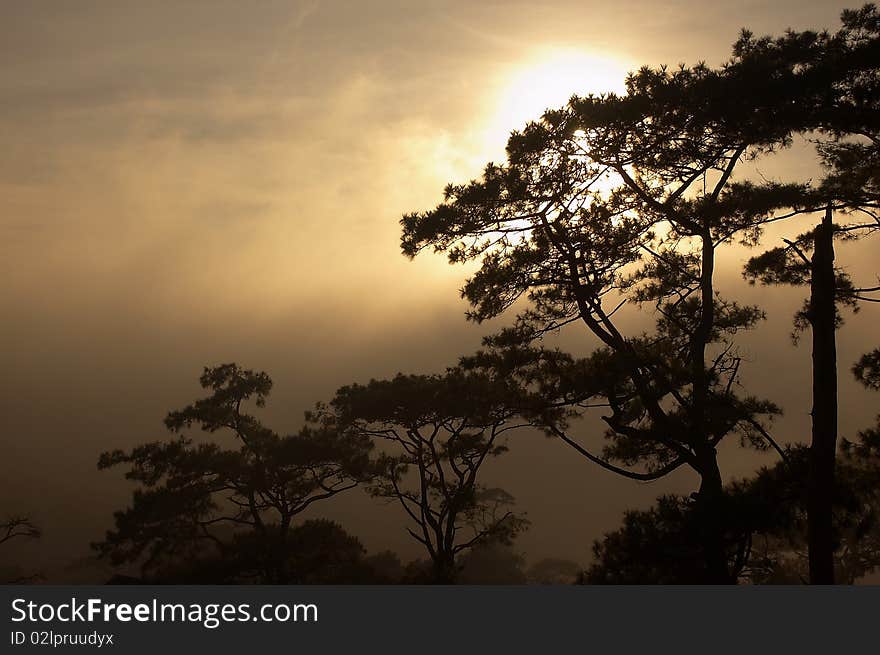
483;49;631;154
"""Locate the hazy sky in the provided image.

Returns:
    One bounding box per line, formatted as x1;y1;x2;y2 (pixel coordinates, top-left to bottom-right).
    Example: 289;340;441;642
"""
2;1;876;578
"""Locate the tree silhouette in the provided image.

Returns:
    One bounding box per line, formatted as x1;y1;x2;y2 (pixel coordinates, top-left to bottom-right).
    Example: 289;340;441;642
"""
401;5;879;583
400;56;808;582
457;541;528;584
583;442;880;584
526;557;583;585
582;495;747;584
0;516;40;547
0;516;42;584
362;550;406;583
744;210;879;582
130;519;384;584
832;344;880;580
312;370;532;583
95;364;373;583
854;349;880;391
71;5;878;588
738;5;880;582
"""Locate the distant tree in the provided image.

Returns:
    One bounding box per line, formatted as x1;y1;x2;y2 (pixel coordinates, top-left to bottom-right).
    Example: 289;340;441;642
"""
0;516;42;583
281;519;376;583
362;550;406;583
1;516;40;547
457;542;528;584
314;370;532;583
125;519;383;584
95;364;373;583
400;558;435;584
526;557;583;585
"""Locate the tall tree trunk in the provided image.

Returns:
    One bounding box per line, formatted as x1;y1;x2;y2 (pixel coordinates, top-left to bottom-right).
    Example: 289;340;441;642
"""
807;206;837;584
691;232;731;583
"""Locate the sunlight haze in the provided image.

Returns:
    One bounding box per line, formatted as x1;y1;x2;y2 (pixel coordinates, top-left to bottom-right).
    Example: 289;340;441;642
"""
1;0;873;580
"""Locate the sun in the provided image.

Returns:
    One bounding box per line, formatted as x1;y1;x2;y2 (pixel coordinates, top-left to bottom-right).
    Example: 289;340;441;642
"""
482;48;631;154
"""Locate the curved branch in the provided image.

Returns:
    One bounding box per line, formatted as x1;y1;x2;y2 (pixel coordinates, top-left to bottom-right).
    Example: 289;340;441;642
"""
547;425;686;481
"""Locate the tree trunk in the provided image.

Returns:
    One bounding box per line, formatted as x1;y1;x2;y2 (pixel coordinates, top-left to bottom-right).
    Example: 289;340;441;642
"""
690;232;732;583
432;552;457;584
807;206;837;585
275;515;292;584
694;448;733;584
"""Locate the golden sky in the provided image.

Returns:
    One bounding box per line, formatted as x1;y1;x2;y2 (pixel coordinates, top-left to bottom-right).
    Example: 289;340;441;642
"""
1;1;873;576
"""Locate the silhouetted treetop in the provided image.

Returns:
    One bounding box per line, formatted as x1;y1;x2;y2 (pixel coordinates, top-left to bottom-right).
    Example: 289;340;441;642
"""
163;363;273;434
313;369;533;582
96;364;372;582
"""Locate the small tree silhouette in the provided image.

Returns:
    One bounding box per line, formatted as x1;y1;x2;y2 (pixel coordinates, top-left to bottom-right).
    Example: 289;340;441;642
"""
312;370;532;583
1;516;42;584
95;363;373;583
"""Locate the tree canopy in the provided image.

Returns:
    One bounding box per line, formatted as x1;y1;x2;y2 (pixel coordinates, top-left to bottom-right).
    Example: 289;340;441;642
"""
95;364;373;583
399;4;880;583
312;369;533;582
